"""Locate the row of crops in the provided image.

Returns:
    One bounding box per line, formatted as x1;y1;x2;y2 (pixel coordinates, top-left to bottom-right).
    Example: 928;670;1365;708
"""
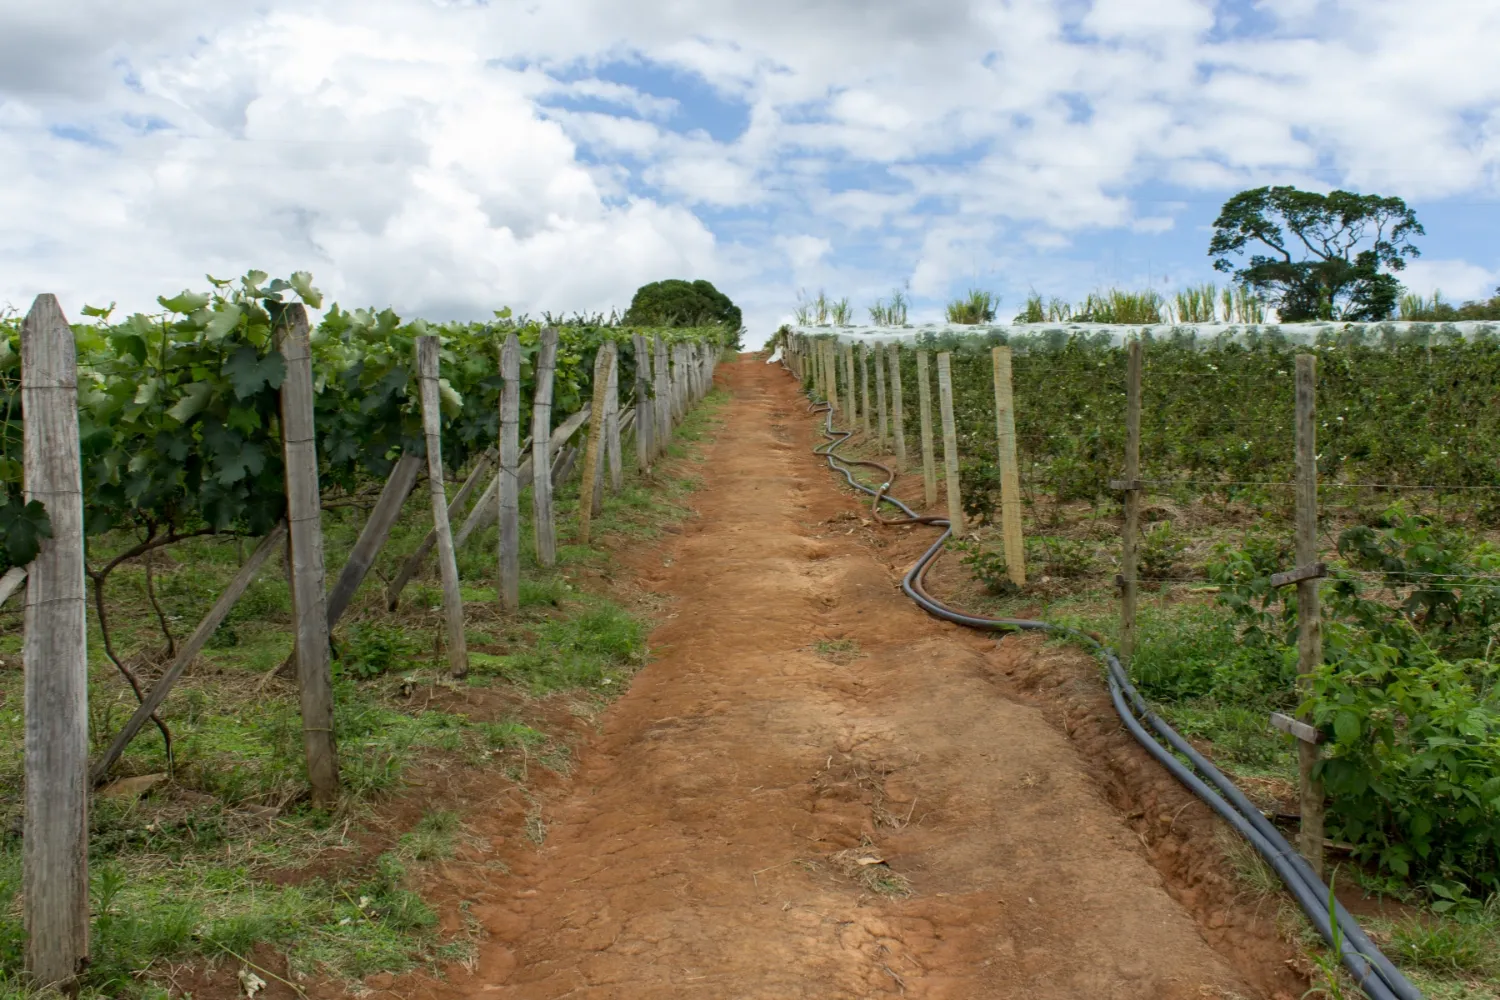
0;271;728;570
2;271;729;990
781;323;1500;911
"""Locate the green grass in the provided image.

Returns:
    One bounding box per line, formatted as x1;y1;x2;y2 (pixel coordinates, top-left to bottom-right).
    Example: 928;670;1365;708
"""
0;387;730;996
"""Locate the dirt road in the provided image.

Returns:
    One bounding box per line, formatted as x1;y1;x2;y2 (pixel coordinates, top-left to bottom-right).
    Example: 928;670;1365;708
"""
432;356;1285;999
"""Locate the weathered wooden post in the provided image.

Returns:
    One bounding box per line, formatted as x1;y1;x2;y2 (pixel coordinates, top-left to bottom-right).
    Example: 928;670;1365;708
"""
992;346;1025;586
936;351;965;536
859;343;872;437
578;342;612;541
825;341;838;414
277;304;339;806
532;326;560;567
843;344;856;423
498;334;522;612
1119;339;1143;666
888;342;907;469
632;334;653;474
1294;353;1326;876
328;456;420;625
654;336;671;451
915;349;938;507
416;335;468;678
605;342;623;494
874;342;889;452
21;294;90;989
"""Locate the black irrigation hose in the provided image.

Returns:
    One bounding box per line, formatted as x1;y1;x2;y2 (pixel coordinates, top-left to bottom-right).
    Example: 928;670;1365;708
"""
788;368;1421;1000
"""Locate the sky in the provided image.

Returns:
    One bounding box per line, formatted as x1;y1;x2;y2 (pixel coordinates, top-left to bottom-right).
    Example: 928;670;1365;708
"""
3;0;1500;347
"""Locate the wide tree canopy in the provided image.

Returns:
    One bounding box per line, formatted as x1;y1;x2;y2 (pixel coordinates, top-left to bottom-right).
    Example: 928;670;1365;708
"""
1208;186;1423;322
623;279;744;347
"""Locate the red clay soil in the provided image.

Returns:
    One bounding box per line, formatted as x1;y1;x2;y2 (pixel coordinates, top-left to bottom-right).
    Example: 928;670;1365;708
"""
369;356;1309;999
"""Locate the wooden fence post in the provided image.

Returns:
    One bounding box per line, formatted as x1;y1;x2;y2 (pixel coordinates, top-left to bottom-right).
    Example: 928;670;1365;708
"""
991;347;1026;586
915;349;938;508
605;342;623;494
1294;353;1326;877
654;337;671;451
277;304;339;806
578;342;612;542
859;343;872;437
327;455;420;626
936;351;965;536
21;294;90;989
843;344;856;423
632;334;653;474
532;327;560;567
1120;339;1143;667
826;342;838;413
874;342;889;452
416;335;468;679
384;449;494;610
889;342;907;470
498;334;522;612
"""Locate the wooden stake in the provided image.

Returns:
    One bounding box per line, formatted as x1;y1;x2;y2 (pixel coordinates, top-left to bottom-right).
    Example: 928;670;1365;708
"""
0;565;25;608
843;344;856;423
532;327;560;567
498;334;522;612
992;346;1026;586
92;523;288;783
277;304;339;806
578;342;612;542
888;342;906;470
384;446;495;605
1120;339;1143;667
874;343;889;452
605;343;623;494
654;337;671;451
859;343;872;437
826;342;838;413
1295;353;1326;878
632;334;653;474
384;449;494;610
327;454;420;626
915;350;938;508
416;335;468;679
453;406;591;550
936;352;965;536
21;294;89;989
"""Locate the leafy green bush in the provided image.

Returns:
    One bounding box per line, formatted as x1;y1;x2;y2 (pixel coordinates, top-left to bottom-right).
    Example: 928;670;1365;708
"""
1028;536;1097;579
1207;508;1500;894
339;621;421;680
1140;521;1186;579
951;539;1015;595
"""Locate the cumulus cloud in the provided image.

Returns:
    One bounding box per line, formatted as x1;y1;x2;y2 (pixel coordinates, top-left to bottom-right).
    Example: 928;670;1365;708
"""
2;0;1499;340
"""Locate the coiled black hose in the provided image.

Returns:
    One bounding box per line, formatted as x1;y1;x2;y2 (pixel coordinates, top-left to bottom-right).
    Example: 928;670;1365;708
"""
791;374;1420;1000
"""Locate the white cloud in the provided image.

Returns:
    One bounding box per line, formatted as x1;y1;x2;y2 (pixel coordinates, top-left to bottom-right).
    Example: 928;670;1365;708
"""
2;0;1500;343
1399;259;1499;303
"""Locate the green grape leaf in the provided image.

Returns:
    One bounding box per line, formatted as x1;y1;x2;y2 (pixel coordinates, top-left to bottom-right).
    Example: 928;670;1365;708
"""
204;305;242;341
158;290;211;314
214;439;266;486
289;271;323;308
223;346;287;399
133;377;162;407
167;381;214;423
0;496;52;566
110;333;148;364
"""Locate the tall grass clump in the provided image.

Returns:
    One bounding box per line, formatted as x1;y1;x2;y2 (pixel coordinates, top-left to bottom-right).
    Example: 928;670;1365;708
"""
868;288;909;326
1075;288;1164;324
946;289;998;324
1172;283;1218;323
